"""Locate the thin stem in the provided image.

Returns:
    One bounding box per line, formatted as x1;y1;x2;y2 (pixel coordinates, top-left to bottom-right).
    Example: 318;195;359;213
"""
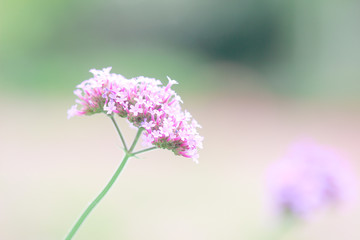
65;153;131;240
65;125;148;239
128;128;144;153
132;147;157;156
110;115;128;151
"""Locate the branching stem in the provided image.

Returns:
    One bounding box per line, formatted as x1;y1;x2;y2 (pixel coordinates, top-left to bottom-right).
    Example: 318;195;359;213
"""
65;120;156;239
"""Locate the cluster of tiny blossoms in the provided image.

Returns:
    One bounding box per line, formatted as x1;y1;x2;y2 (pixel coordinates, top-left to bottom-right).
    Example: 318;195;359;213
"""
266;140;356;218
68;67;203;163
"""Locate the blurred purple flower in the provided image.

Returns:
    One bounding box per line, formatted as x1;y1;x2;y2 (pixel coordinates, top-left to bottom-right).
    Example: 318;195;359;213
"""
267;140;357;218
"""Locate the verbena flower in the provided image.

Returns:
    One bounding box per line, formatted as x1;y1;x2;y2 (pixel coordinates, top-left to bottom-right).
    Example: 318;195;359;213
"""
267;140;356;218
68;67;203;163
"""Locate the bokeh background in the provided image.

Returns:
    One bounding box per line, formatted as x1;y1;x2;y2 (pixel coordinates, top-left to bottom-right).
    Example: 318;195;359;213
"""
1;0;360;239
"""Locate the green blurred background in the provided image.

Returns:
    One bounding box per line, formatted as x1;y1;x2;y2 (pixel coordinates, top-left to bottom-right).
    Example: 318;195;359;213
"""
1;0;360;239
1;0;360;97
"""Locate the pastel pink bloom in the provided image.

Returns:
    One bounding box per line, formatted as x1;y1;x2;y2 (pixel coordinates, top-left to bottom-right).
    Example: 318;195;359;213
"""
178;130;188;141
134;96;146;105
68;67;203;162
115;91;127;104
165;76;178;91
129;103;143;116
191;119;202;129
141;134;154;147
267;140;357;218
167;76;178;86
104;101;117;114
141;120;155;130
151;130;162;139
67;104;83;119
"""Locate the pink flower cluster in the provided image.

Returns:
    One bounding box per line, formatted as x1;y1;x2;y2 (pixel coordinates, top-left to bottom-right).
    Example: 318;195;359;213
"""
266;141;356;218
68;67;203;163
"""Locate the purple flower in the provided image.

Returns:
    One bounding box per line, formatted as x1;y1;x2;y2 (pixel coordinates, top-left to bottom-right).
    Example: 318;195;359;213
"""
67;104;81;119
129;103;143;116
104;100;117;114
266;140;357;218
141;134;154;147
67;67;203;162
141;120;155;130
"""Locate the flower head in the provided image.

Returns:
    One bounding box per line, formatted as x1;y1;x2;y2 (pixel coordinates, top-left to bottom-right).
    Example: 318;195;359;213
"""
266;140;357;218
68;67;203;162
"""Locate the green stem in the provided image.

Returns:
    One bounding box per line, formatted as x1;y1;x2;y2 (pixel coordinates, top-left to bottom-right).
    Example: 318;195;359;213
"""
109;115;128;151
65;126;153;239
132;147;157;156
65;153;131;240
128;128;144;153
